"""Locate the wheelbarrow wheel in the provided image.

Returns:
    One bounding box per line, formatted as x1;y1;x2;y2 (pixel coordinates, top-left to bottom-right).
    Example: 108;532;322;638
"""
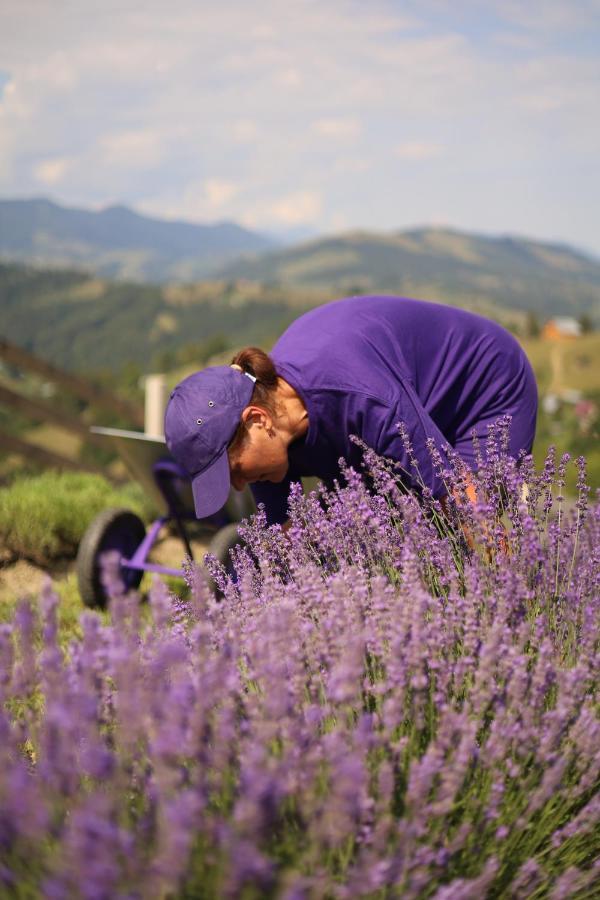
76;508;146;609
206;522;246;593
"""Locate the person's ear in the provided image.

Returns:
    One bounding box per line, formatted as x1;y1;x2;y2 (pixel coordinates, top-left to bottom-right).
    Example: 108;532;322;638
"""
240;405;272;430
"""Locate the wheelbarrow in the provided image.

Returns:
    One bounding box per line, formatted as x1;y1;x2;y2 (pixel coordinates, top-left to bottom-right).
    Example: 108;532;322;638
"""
76;426;253;608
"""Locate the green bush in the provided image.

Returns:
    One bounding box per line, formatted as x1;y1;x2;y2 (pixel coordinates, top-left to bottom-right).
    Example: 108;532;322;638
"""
0;471;153;565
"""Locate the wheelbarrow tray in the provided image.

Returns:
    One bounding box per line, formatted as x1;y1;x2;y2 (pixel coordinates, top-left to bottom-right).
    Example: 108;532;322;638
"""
90;426;190;512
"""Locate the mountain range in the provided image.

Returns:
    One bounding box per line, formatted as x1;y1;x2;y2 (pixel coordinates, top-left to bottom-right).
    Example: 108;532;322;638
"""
217;228;600;323
1;197;600;376
1;197;599;326
0;197;275;282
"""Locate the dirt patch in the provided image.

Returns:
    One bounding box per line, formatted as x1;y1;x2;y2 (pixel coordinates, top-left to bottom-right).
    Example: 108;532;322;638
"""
0;528;213;606
0;559;52;604
149;530;211;568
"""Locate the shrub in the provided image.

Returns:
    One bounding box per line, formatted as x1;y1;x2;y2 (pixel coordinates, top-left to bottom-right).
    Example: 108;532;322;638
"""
0;471;152;565
0;424;599;897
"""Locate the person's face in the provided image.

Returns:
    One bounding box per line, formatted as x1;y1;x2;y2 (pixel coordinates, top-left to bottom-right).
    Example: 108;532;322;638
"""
227;407;289;491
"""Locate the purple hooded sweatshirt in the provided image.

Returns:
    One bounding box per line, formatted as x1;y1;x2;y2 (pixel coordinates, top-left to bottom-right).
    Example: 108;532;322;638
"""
251;295;537;524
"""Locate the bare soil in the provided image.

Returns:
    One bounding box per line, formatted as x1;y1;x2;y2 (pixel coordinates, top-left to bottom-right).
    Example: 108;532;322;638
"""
0;527;212;606
0;558;52;604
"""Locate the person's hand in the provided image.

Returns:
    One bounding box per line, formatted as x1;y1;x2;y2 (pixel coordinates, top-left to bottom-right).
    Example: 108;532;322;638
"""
443;478;510;561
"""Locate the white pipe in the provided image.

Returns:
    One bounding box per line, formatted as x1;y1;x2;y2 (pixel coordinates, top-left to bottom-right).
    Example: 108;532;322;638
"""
144;374;168;437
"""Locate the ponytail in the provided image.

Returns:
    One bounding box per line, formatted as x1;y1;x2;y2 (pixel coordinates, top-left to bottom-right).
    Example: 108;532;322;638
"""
229;347;280;452
231;347;278;388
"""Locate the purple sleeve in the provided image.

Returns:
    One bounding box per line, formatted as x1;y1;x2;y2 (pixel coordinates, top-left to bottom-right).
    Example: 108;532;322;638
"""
359;385;452;498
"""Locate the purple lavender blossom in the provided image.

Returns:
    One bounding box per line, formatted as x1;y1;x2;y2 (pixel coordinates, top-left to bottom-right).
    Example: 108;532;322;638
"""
1;423;599;896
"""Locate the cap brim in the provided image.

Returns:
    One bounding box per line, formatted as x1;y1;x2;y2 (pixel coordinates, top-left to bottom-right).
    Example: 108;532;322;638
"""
191;447;231;519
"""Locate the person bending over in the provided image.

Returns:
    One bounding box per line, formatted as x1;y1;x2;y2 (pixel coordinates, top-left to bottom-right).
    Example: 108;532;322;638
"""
164;295;538;526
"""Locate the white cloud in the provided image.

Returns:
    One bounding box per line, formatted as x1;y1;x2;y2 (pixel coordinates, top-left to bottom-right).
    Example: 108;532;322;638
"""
204;178;239;209
0;0;598;251
101;129;165;168
277;67;303;88
312;117;361;139
395;142;443;161
250;24;277;41
267;190;322;226
232;119;259;142
145;177;242;221
33;157;70;185
329;212;350;231
332;157;371;175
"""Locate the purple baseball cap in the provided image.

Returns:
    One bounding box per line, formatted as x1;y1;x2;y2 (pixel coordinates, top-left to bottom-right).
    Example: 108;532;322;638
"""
164;365;256;518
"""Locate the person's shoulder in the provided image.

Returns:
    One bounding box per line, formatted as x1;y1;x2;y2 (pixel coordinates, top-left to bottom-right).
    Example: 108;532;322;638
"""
277;344;406;399
299;381;404;416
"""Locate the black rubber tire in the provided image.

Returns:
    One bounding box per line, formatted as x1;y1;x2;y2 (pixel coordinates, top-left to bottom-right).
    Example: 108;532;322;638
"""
76;508;146;609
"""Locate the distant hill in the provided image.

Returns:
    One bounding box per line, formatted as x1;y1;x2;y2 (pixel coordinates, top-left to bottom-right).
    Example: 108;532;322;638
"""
0;262;327;373
3;207;600;375
0;198;275;282
3;199;599;324
217;227;600;323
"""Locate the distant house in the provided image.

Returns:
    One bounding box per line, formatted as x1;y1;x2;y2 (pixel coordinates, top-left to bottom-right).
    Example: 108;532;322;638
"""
542;317;582;340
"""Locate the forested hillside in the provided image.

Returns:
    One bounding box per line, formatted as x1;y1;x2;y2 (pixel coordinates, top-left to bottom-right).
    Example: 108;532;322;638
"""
218;227;600;323
2;260;598;488
0;263;325;372
2;222;600;374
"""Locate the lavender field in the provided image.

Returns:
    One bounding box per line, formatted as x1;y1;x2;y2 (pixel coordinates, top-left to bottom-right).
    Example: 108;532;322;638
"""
1;422;599;898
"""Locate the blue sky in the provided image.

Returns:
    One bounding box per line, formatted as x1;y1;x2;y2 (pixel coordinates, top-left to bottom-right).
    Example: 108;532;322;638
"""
1;0;599;254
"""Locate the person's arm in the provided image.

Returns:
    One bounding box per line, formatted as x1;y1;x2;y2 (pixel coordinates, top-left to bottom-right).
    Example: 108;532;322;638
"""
356;388;488;550
358;386;452;500
377;395;481;552
377;386;480;549
440;481;477;549
441;476;510;558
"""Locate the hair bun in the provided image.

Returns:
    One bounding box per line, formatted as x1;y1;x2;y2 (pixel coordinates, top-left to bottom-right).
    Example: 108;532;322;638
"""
230;347;277;387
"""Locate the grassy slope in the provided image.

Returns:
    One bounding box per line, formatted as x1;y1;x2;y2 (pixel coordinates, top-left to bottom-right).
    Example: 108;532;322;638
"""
217;227;600;323
520;333;600;489
3;320;598;492
4;225;600;374
520;333;600;395
0;262;326;372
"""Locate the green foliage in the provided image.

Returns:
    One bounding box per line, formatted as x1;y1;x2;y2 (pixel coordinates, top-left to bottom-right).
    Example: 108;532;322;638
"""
525;310;541;338
218;228;600;325
0;401;35;438
0;471;152;565
534;392;600;490
0;262;316;373
177;332;230;366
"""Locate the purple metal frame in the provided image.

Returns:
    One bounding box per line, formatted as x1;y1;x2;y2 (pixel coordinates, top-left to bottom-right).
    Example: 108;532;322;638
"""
121;515;184;578
117;457;230;580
